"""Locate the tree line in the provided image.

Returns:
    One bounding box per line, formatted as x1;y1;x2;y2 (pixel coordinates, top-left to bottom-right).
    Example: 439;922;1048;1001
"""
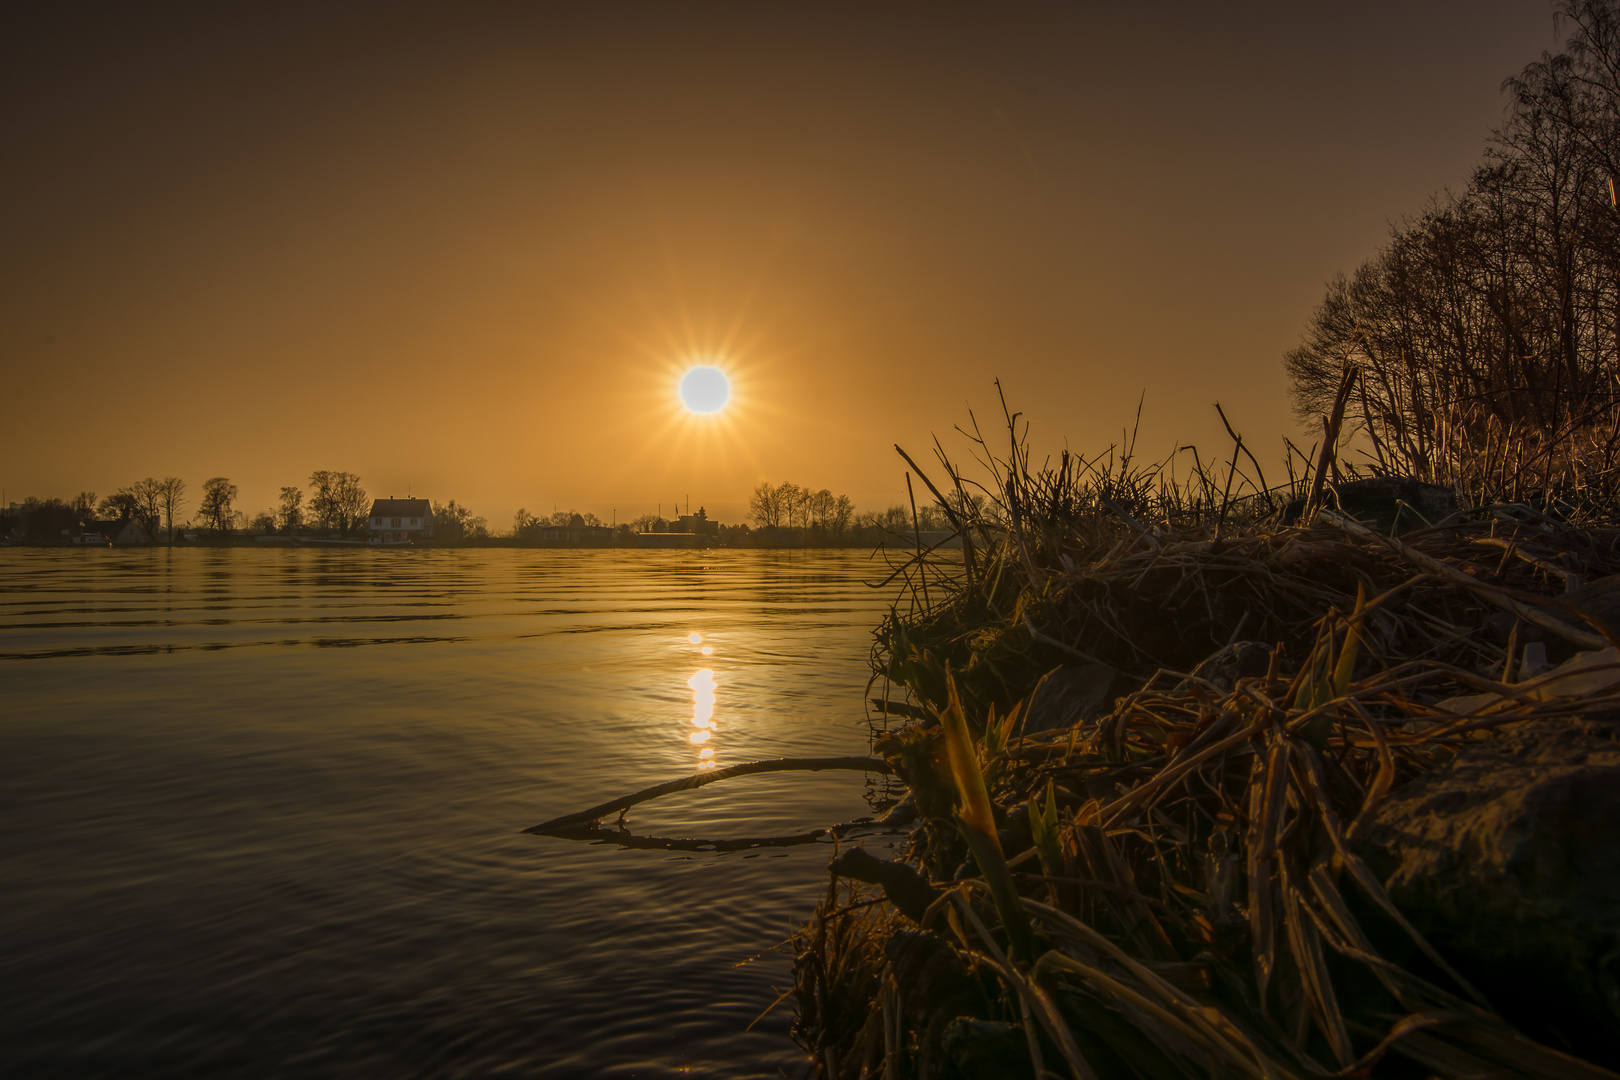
745;480;988;541
3;470;379;542
748;481;856;535
1286;0;1620;491
6;473;987;548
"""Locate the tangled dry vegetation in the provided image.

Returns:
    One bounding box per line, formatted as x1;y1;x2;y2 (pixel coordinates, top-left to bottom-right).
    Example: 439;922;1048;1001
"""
791;401;1620;1079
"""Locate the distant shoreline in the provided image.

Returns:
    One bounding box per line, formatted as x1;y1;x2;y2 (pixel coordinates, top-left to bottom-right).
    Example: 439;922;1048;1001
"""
0;533;965;553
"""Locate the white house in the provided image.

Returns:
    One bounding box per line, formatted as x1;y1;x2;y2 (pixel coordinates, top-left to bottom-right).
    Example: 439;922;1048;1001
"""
367;498;433;543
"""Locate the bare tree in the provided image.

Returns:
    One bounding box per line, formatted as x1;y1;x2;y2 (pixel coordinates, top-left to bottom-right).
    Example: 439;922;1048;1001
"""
71;491;98;524
831;494;854;538
130;478;164;537
1286;1;1620;488
777;481;808;529
98;490;138;524
307;471;368;536
155;477;185;543
748;481;783;528
198;477;238;534
277;486;304;532
432;499;487;541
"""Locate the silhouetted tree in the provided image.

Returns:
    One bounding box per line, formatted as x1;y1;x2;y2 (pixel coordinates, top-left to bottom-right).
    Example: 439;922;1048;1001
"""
541;509;602;527
748;481;779;528
1286;0;1620;482
307;471;368;535
97;491;138;524
13;497;79;541
780;481;808;528
806;488;834;530
432;499;487;541
830;494;854;538
750;480;858;538
277;486;303;531
71;492;98;524
130;478;165;537
155;477;185;543
198;477;238;534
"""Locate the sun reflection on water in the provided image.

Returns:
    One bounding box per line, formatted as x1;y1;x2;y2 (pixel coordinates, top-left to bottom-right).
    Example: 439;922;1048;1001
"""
686;658;718;768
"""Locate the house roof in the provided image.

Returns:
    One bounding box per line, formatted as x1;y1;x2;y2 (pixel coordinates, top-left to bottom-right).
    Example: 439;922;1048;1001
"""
369;499;432;518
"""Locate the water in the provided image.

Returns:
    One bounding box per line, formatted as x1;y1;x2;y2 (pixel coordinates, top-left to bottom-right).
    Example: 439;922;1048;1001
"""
0;548;909;1078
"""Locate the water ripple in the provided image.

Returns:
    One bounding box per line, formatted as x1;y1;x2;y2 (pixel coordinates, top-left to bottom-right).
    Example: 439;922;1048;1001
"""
0;548;908;1078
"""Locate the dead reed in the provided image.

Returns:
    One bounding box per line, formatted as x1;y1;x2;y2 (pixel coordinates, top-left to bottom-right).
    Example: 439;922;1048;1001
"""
793;390;1620;1079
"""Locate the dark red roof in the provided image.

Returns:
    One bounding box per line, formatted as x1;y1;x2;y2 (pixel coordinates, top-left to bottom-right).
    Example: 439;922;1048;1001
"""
369;499;431;518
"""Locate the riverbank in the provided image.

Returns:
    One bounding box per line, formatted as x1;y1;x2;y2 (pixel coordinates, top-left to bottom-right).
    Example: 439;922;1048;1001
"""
2;527;962;551
789;454;1620;1077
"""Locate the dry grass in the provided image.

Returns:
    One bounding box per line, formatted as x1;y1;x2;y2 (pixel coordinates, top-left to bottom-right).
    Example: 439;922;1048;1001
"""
792;394;1620;1079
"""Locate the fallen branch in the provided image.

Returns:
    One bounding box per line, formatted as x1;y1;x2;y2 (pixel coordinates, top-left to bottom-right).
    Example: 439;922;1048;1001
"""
526;755;893;834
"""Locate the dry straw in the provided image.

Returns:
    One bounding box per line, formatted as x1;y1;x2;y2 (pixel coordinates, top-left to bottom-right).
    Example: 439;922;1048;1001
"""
792;387;1620;1079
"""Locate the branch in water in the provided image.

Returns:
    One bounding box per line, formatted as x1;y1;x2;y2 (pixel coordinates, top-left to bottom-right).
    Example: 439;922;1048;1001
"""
542;817;879;852
525;755;894;834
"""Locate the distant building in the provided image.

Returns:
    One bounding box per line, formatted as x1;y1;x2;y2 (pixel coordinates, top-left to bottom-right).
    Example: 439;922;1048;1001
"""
539;519;615;546
112;520;156;545
368;498;433;543
670;507;720;536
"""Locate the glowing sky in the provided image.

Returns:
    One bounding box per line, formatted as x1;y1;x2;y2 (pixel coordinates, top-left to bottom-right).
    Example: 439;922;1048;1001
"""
1;3;1561;526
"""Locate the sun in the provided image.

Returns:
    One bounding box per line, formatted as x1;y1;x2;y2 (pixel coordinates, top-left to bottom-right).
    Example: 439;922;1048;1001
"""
678;365;731;415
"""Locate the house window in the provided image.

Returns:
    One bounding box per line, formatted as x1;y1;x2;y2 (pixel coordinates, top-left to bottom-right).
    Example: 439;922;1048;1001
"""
372;518;381;526
410;518;419;525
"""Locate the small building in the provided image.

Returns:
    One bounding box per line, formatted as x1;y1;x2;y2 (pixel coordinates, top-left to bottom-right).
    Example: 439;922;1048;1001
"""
368;498;434;543
539;520;615;546
112;520;156;545
670;507;720;536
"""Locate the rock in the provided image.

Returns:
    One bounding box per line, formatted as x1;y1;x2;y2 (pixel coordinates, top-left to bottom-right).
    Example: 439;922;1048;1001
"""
1282;477;1458;533
1357;718;1620;1065
1022;663;1117;734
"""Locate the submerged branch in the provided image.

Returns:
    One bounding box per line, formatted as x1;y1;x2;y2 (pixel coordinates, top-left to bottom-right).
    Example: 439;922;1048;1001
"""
543;816;881;852
525;755;893;834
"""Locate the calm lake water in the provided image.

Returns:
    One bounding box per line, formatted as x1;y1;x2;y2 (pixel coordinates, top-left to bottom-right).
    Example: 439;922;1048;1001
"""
0;548;910;1078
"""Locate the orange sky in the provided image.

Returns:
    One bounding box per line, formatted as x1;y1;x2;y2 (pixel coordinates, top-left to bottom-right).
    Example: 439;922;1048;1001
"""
1;3;1562;528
